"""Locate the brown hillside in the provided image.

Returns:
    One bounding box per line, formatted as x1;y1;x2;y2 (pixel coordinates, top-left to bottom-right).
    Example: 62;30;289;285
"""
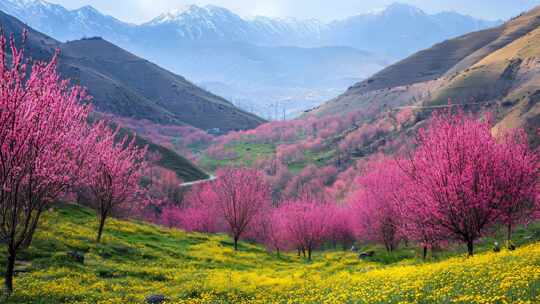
0;10;265;132
310;6;540;142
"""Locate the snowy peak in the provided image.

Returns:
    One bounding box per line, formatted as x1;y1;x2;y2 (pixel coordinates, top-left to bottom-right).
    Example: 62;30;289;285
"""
6;0;50;8
382;2;426;17
143;5;328;45
143;4;251;42
148;5;199;24
0;0;117;21
0;0;69;14
75;5;101;15
0;0;131;42
147;5;241;25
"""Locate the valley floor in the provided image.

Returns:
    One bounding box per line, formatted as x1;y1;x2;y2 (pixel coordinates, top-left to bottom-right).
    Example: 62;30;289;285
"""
1;204;539;303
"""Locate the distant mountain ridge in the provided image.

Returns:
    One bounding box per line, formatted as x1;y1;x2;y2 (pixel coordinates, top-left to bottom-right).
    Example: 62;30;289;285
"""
1;1;501;57
0;0;502;118
328;3;502;58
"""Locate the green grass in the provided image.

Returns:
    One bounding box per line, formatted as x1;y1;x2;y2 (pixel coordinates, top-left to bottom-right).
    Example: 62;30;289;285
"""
199;139;338;174
199;142;275;172
287;149;337;174
1;204;539;303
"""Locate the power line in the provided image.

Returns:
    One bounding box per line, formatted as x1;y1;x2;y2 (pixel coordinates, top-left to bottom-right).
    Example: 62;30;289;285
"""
394;100;498;110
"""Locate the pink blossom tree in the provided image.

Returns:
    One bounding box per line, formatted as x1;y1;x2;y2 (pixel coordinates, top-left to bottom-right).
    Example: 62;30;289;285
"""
326;205;355;250
213;167;272;250
282;165;336;201
147;167;184;207
396;172;447;259
248;210;289;256
492;130;538;242
84;125;147;243
402;109;538;255
0;33;92;294
173;183;222;233
161;202;222;234
353;158;404;252
278;200;331;260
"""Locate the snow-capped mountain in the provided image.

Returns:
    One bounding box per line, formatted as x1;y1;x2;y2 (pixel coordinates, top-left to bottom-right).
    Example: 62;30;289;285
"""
144;5;251;41
142;4;326;47
0;0;134;44
0;0;503;118
0;0;501;54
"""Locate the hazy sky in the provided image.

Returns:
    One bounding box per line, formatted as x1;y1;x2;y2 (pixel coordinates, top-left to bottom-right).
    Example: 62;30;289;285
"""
47;0;540;24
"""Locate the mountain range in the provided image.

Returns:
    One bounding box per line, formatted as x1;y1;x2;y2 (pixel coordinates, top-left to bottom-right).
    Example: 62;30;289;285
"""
1;1;500;56
0;0;501;118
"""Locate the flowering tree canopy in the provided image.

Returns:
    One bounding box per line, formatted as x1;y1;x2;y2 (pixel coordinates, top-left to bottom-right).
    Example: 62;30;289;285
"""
84;124;147;243
402;110;538;255
0;33;92;294
213;167;271;250
353;158;404;252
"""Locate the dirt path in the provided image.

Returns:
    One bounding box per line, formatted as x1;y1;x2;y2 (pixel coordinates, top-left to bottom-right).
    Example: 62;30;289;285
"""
180;175;216;187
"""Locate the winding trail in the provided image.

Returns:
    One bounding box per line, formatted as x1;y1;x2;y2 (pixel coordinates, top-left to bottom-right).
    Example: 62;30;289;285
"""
180;175;216;187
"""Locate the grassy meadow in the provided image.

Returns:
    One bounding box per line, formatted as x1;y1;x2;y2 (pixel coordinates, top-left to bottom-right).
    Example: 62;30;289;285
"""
0;204;539;303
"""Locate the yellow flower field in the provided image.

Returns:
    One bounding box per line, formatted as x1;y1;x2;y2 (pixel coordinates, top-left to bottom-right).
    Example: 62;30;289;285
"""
2;204;539;303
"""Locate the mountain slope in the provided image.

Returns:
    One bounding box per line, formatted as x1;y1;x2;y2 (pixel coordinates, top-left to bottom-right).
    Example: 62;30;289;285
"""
58;37;264;131
113;125;209;182
0;9;264;131
310;6;540;141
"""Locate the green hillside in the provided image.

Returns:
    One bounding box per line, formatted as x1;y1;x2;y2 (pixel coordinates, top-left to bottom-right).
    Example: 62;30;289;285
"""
1;204;539;303
87;113;209;183
116;127;209;182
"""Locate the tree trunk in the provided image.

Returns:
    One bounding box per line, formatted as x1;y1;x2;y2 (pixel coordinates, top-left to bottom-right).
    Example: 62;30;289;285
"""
423;246;428;260
21;210;43;249
233;236;239;251
308;248;312;261
96;214;107;243
21;225;37;249
466;240;474;256
507;222;512;243
4;250;16;295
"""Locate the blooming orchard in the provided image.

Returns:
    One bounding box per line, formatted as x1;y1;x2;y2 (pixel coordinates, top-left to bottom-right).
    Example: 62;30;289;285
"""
173;108;538;261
